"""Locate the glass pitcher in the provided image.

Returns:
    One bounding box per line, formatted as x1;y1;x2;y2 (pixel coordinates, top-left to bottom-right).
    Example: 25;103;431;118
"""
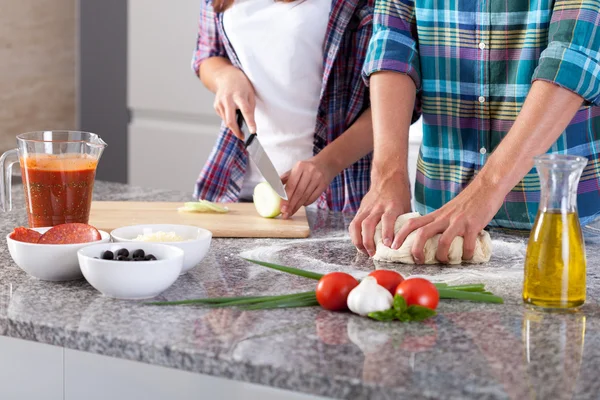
523;154;588;309
0;131;107;227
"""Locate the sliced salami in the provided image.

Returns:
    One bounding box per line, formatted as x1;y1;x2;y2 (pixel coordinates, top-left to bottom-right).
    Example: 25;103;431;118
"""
10;227;42;243
37;223;102;245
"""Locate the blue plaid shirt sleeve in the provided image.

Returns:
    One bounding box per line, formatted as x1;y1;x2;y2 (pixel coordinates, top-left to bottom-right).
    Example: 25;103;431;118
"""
532;0;600;105
191;1;228;78
362;0;421;90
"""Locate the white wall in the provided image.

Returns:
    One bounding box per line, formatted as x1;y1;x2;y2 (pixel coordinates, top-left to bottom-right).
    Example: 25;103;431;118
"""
127;0;423;195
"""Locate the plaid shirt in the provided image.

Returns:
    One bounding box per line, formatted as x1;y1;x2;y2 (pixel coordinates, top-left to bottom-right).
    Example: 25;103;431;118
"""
364;0;600;229
192;0;374;212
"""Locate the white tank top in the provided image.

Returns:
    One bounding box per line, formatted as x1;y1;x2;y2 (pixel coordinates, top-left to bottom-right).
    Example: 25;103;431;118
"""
223;0;331;199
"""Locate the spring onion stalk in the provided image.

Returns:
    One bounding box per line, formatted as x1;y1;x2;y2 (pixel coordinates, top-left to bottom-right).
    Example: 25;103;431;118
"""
242;258;325;280
148;291;315;306
440;284;486;292
438;289;504;304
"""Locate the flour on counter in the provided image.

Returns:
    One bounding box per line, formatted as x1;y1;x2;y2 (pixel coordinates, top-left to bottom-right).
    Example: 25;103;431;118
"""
238;236;528;288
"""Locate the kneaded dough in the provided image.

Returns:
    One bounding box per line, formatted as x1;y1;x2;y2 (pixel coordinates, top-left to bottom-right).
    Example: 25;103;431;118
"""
373;212;492;264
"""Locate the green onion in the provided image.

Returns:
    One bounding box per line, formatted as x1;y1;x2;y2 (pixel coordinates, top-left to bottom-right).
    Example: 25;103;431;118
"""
242;258;324;280
441;284;486;292
241;296;319;310
438;288;504;304
148;291;316;306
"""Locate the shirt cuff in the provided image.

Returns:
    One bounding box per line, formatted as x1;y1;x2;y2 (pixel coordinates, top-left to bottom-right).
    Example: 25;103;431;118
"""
532;41;600;106
362;29;421;90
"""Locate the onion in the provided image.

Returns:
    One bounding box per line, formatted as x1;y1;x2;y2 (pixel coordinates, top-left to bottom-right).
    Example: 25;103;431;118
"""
253;182;282;218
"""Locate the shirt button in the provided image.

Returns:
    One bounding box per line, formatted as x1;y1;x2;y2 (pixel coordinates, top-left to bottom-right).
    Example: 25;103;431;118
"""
479;42;486;50
478;96;486;103
480;147;487;155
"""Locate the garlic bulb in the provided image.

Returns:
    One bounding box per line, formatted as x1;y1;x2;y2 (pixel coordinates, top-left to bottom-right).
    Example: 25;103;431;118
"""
347;276;393;316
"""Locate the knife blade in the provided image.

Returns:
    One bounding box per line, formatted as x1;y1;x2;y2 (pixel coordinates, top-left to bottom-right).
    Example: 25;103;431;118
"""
237;111;288;200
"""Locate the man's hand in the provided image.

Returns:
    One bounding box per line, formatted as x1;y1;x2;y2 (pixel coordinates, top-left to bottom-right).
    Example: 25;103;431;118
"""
349;171;412;257
280;157;336;219
391;177;504;263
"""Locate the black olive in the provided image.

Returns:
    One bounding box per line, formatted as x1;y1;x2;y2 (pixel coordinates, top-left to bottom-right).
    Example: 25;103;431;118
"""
116;248;129;258
101;250;114;260
116;255;128;261
145;254;157;261
132;249;145;259
133;257;145;261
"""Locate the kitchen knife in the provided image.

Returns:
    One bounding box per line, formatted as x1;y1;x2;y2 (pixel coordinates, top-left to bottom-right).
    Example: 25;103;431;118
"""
237;110;288;200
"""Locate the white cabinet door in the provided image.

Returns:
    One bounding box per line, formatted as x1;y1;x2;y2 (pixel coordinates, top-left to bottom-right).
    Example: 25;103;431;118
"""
128;0;220;192
0;336;63;400
64;348;329;400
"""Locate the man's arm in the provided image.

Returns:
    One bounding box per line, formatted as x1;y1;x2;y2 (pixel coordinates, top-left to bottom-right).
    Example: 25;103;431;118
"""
349;0;422;255
349;72;416;255
393;80;584;263
392;0;600;263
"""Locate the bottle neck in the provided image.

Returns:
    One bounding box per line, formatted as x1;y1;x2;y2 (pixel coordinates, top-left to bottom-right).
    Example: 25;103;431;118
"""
538;167;582;213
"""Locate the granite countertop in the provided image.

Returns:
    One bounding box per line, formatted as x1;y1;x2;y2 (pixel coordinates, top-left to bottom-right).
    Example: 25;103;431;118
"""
2;182;600;399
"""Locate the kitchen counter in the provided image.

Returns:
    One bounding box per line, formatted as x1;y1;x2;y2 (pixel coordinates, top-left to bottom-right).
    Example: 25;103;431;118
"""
1;182;600;399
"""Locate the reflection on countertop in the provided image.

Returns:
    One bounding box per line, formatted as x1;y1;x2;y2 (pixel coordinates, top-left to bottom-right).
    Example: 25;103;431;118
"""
1;182;600;399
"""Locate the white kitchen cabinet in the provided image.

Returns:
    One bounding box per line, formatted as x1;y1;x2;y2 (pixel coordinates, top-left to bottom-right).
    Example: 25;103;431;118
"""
127;0;423;194
0;335;326;399
0;336;63;400
64;348;328;400
127;0;221;192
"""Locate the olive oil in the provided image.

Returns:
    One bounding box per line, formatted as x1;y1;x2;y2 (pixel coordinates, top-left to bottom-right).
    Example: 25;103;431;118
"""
523;211;586;308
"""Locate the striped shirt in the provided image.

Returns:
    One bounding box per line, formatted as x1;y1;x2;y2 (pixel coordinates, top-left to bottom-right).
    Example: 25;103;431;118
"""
192;0;374;212
364;0;600;229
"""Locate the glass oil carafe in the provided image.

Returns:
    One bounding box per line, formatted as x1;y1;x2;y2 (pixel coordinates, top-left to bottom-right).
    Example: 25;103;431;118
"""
523;154;588;309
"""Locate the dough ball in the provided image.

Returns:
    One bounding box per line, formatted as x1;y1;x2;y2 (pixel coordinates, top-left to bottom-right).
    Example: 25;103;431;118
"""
373;212;492;264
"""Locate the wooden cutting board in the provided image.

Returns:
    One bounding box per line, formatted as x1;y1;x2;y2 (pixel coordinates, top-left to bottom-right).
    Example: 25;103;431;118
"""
88;201;310;238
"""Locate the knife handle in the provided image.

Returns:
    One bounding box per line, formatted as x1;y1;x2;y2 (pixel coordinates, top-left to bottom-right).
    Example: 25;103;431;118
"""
244;133;257;149
236;109;257;149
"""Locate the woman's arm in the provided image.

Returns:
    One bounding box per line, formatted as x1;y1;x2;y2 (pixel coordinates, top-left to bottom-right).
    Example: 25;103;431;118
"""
192;2;256;138
281;107;375;218
198;57;257;138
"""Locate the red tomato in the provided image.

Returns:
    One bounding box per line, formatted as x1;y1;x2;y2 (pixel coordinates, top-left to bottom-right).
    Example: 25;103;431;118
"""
316;272;359;311
395;278;439;310
368;270;405;295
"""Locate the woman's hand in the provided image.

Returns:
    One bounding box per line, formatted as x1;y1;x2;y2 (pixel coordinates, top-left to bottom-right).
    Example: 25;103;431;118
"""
280;157;337;219
349;171;412;256
213;67;257;140
391;177;504;263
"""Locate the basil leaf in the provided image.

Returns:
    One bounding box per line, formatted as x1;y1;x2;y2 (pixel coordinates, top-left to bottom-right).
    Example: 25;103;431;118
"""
368;308;397;321
393;295;407;313
406;305;437;322
398;312;412;322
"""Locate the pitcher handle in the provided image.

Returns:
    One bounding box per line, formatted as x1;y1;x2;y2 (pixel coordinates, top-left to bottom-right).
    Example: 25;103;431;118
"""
0;149;18;212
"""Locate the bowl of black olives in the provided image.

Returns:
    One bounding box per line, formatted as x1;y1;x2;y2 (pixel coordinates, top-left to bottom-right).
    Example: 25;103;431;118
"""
77;243;184;300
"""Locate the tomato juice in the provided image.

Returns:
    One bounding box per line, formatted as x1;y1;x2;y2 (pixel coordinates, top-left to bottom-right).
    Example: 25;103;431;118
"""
20;154;97;227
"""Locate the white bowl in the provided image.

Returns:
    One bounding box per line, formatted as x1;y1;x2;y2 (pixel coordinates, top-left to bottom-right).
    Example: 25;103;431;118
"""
77;242;184;300
6;228;110;282
110;224;212;274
